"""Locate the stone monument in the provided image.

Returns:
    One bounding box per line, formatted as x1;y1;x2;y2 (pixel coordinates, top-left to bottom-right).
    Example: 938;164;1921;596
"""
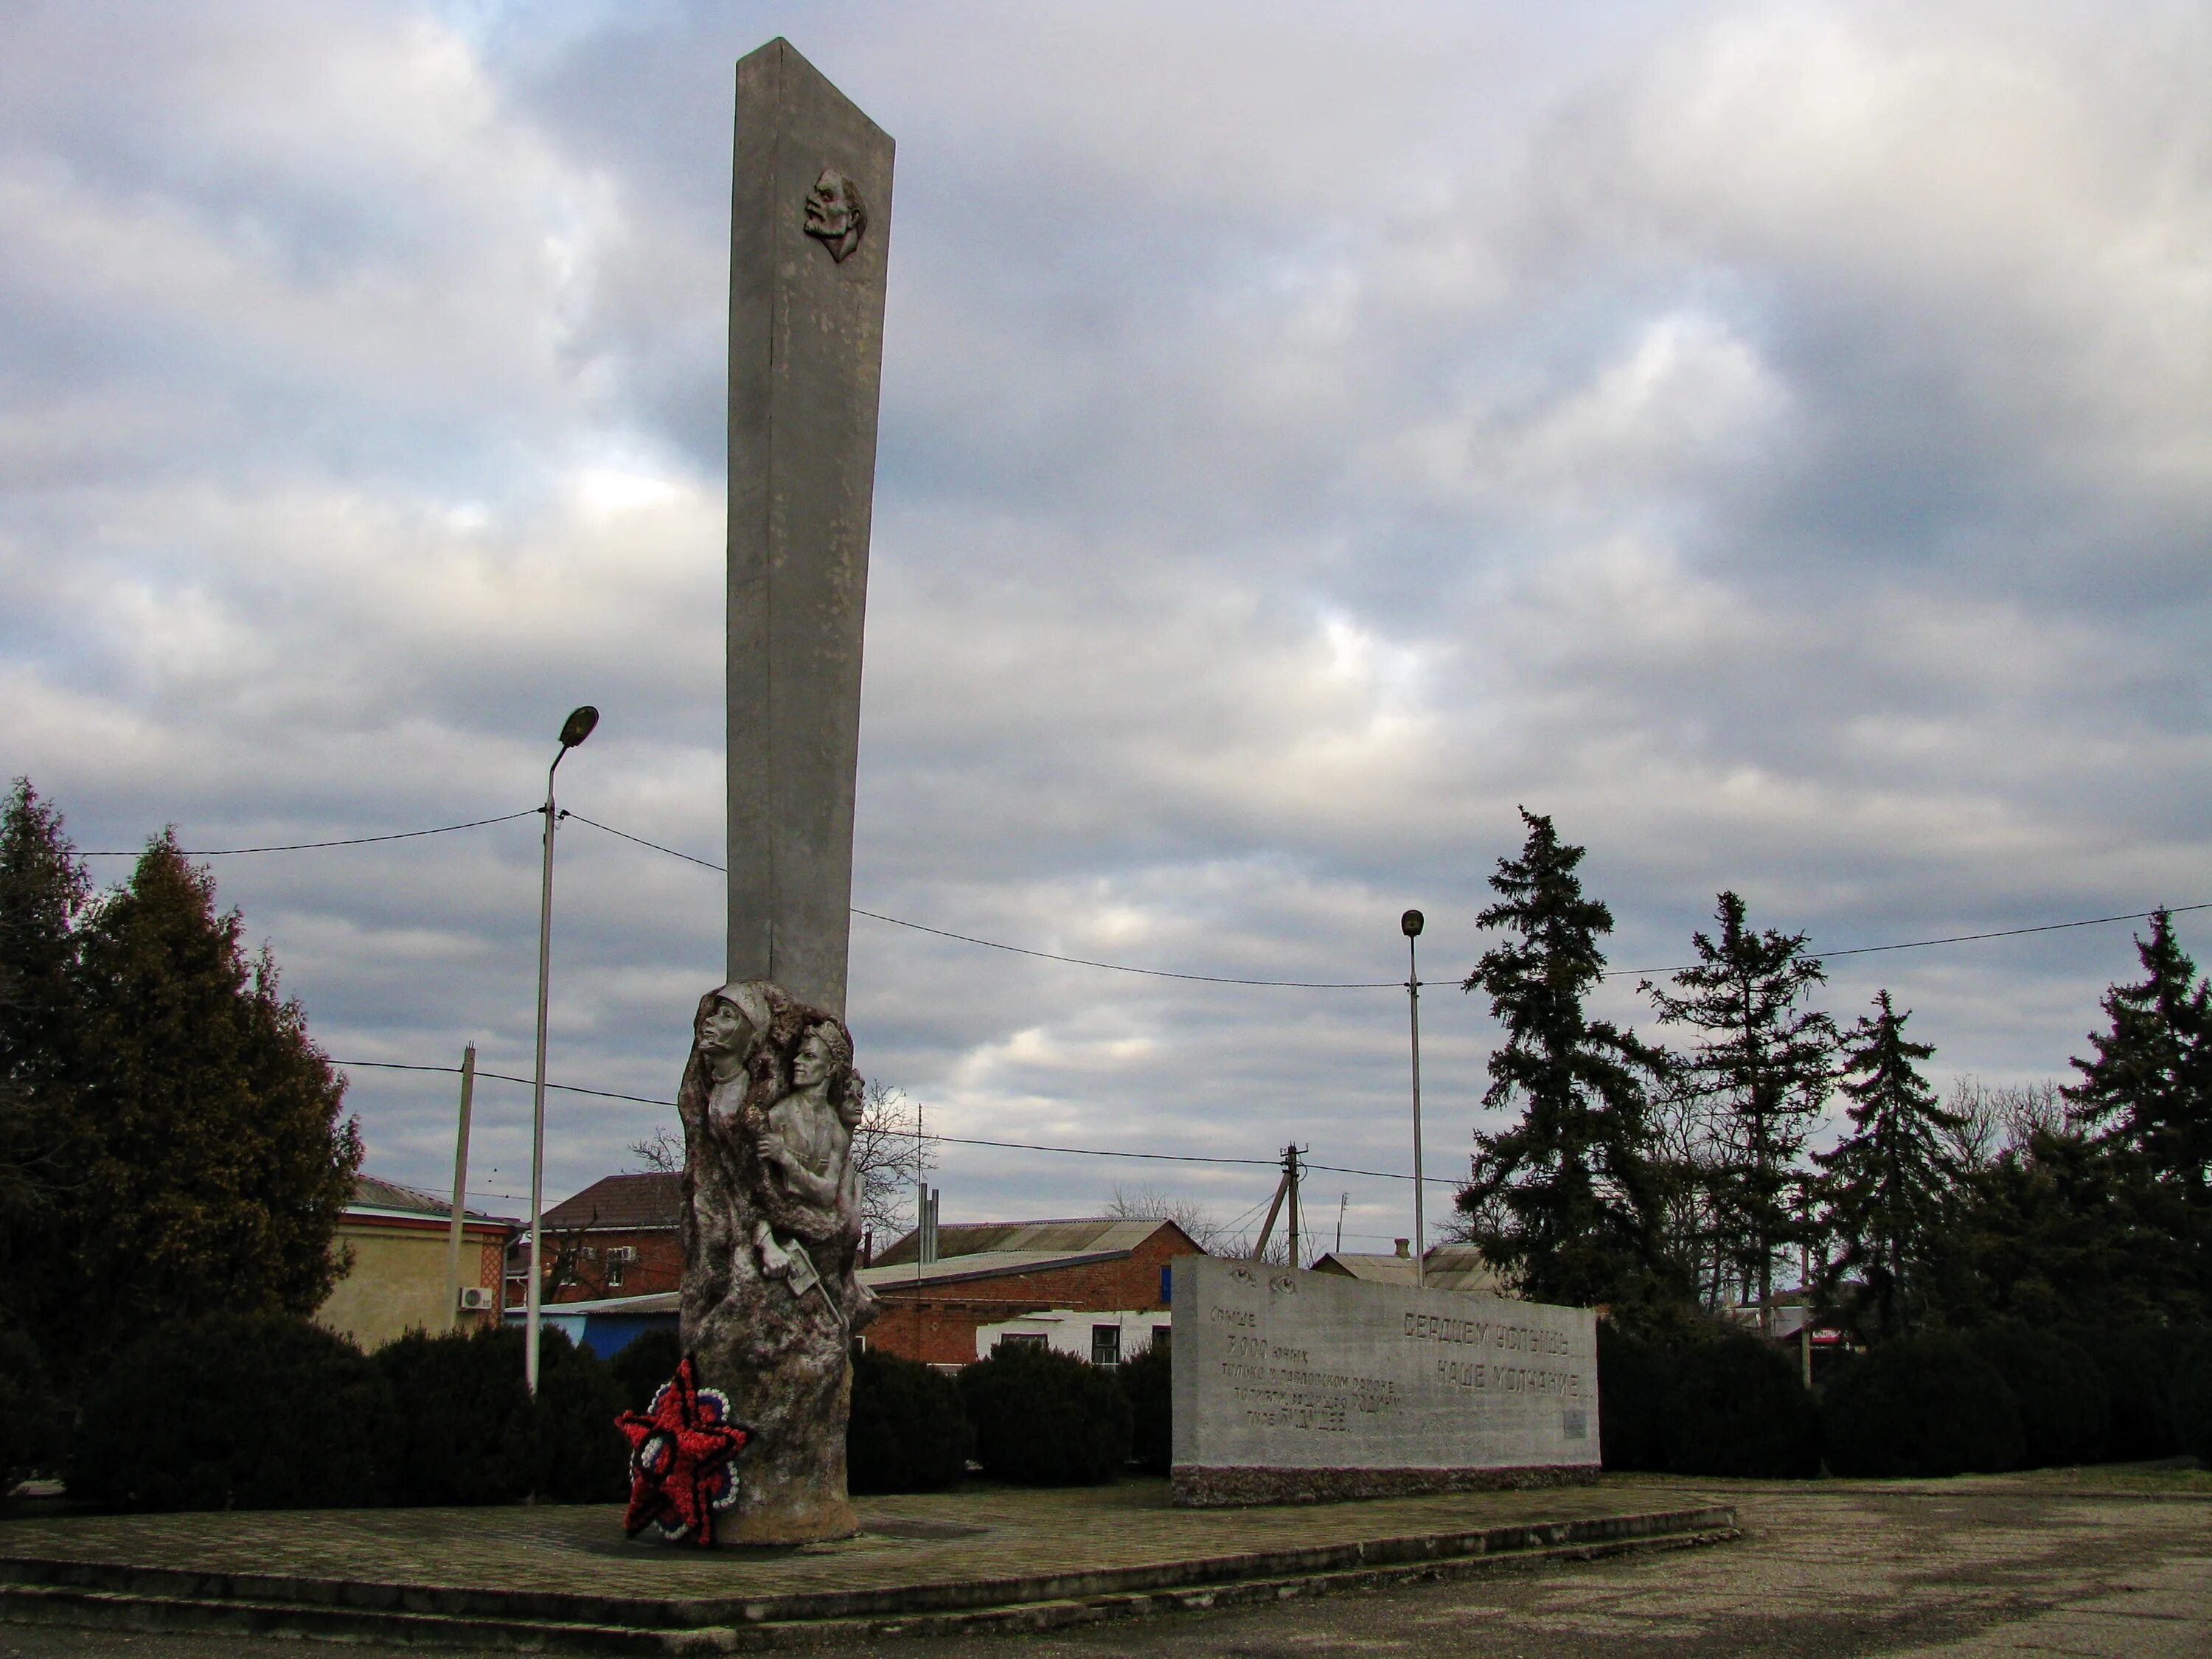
1170;1257;1600;1506
675;38;893;1545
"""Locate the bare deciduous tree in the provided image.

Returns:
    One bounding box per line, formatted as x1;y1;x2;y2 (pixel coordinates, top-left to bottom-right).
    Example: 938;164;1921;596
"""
634;1080;932;1249
1104;1183;1227;1254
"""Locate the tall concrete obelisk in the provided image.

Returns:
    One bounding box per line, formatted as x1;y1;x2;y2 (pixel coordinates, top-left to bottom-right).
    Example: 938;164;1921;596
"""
726;37;892;1018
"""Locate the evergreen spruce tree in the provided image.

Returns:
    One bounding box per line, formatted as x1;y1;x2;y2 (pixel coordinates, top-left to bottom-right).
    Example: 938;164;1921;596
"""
0;782;90;1333
55;831;362;1361
1456;810;1677;1316
2065;911;2212;1303
1643;892;1835;1329
1815;991;1963;1340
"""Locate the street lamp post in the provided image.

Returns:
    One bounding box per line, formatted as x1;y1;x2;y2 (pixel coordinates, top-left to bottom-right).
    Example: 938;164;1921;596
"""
525;704;599;1397
1402;908;1425;1291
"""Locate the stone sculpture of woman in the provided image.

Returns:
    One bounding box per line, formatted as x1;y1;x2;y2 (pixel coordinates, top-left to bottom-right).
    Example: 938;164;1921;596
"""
676;981;877;1543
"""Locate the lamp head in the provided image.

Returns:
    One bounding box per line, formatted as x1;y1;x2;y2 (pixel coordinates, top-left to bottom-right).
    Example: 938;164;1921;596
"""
558;706;599;748
1400;908;1425;939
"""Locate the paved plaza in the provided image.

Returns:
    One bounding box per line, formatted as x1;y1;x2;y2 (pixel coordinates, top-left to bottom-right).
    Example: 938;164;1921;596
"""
1;1468;2206;1656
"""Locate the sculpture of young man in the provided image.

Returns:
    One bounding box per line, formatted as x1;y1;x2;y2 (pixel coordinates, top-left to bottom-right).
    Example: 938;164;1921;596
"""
675;981;877;1543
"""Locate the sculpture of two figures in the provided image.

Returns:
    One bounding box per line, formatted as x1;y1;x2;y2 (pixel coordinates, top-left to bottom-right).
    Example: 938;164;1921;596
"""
677;981;878;1543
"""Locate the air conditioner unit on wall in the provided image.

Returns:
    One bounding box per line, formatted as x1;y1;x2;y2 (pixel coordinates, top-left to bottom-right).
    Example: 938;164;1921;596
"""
458;1287;496;1312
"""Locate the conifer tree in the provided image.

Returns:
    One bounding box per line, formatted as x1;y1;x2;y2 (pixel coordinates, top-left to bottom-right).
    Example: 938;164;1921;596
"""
53;831;362;1360
0;782;89;1332
2065;911;2212;1297
1643;891;1835;1328
1456;810;1675;1315
1815;991;1962;1340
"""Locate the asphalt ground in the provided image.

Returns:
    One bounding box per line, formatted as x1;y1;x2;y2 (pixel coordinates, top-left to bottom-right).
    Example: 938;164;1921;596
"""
1;1472;2206;1658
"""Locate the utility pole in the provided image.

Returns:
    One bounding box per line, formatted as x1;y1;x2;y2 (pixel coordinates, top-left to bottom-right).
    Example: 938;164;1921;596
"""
443;1042;476;1332
1335;1191;1349;1256
1285;1144;1303;1270
1402;909;1427;1290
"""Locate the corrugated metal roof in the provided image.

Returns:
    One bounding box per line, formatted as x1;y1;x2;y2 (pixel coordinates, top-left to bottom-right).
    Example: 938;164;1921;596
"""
857;1248;1132;1290
543;1172;684;1231
872;1216;1188;1267
1310;1245;1507;1295
348;1173;512;1227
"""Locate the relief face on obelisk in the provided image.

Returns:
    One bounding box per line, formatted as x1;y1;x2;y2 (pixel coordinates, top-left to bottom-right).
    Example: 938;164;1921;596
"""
803;168;867;262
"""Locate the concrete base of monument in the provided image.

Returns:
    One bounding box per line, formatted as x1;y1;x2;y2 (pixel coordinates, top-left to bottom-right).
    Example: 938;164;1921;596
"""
1173;1462;1604;1506
0;1482;1738;1652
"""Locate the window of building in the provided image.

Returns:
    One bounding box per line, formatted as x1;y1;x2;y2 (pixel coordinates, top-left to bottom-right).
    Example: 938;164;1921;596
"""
606;1259;625;1288
1091;1325;1121;1366
997;1332;1048;1352
1151;1325;1172;1355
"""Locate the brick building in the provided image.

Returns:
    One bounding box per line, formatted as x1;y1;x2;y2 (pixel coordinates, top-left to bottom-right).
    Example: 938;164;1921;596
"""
532;1172;684;1304
858;1217;1205;1366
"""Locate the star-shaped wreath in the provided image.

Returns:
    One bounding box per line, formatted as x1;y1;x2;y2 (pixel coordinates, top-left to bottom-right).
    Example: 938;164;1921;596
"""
616;1354;752;1546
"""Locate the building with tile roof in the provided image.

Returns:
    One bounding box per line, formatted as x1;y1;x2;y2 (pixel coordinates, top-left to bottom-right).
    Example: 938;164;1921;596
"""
317;1175;518;1352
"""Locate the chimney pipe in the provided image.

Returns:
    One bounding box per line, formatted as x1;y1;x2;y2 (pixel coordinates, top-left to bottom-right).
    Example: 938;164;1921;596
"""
1394;1237;1410;1259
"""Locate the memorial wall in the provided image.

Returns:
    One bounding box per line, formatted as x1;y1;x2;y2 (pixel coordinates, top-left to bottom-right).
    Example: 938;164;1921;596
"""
1169;1256;1601;1506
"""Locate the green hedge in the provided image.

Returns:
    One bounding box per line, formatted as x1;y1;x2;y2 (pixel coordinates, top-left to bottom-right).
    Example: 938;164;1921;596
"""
610;1328;686;1413
69;1315;627;1512
1967;1327;2110;1470
72;1312;394;1511
0;1324;65;1490
849;1349;973;1493
1663;1330;1820;1479
1119;1340;1172;1475
2053;1324;2178;1461
1820;1335;2024;1478
1595;1322;1672;1472
2176;1337;2212;1467
959;1343;1131;1485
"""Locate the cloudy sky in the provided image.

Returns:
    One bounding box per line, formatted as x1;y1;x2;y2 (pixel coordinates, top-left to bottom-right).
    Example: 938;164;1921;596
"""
4;0;2207;1256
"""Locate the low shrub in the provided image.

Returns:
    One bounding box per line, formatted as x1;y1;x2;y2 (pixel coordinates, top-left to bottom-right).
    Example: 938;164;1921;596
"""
1969;1327;2110;1469
1596;1322;1673;1472
960;1343;1131;1485
72;1312;392;1511
848;1349;973;1493
2053;1324;2177;1461
2175;1335;2212;1467
1820;1335;2024;1478
610;1327;686;1413
372;1325;535;1505
0;1325;65;1489
530;1326;628;1503
1119;1338;1172;1475
372;1323;624;1506
1664;1330;1820;1479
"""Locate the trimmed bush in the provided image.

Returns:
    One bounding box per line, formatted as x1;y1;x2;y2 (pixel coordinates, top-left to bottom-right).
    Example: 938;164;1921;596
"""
2175;1335;2212;1467
1596;1322;1674;1472
531;1326;627;1503
1119;1339;1172;1475
371;1324;537;1505
72;1312;392;1511
0;1324;65;1489
1664;1330;1820;1479
1968;1327;2110;1470
849;1349;973;1493
1820;1335;2024;1478
960;1343;1131;1485
610;1327;686;1413
372;1323;625;1506
2054;1324;2177;1462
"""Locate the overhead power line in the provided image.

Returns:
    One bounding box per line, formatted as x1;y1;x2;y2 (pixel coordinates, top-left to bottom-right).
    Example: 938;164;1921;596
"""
82;809;540;858
334;1056;1456;1177
559;811;1397;987
77;800;2209;988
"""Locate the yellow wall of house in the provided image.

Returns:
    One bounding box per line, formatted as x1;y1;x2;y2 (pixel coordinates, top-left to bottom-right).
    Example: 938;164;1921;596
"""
318;1223;502;1352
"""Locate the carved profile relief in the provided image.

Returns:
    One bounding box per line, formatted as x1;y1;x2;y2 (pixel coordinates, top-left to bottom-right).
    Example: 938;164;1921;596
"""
802;167;866;262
